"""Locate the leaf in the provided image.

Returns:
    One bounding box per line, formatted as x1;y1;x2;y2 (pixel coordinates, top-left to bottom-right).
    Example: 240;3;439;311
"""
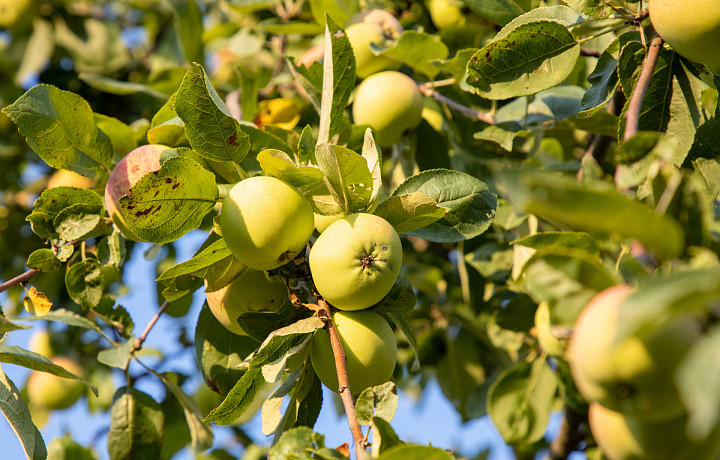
465;21;579;100
371;277;417;313
373;31;448;79
377;444;454;460
512;232;600;256
26;187;104;240
0;364;47;460
257;149;325;188
498;168;685;259
361;129;382;202
175;63;250;163
118;157;218;244
94;298;134;338
391;169;497;242
355;382;398;426
387;313;420;373
65;259;103;310
487;358;557;444
156;238;233;300
167;0;204;65
370;417;401;456
204;367;266;425
261;335;313;384
315;143;373;214
0;315;31;333
54;203;104;242
23;287;53;317
79;73;168;99
26;249;61;273
561;0;609;17
309;0;357;27
0;345;97;395
268;426;349;460
97;335;135;370
97;229;126;269
373;192;446;234
107;388;164;460
20;308;107;337
579;38;620;115
47;435;97;460
462;0;527;26
1;84;113;174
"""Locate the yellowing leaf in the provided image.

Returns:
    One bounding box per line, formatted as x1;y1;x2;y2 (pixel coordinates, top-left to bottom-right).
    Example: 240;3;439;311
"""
24;287;53;317
255;98;302;130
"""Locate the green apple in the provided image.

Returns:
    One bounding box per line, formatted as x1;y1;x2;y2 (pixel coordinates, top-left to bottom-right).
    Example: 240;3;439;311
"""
650;0;720;74
309;213;402;311
28;330;54;357
47;170;95;190
427;0;467;30
346;10;403;79
569;285;701;422
26;356;85;410
352;71;423;146
310;310;397;395
105;144;168;241
219;176;314;271
205;265;287;335
314;212;345;234
589;402;720;460
534;301;568;358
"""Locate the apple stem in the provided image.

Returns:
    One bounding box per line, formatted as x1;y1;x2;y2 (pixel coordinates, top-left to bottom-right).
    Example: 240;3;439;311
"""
317;298;367;457
0;268;39;294
624;35;664;141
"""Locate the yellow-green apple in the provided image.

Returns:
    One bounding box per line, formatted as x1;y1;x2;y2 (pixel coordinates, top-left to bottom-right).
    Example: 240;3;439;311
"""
205;266;287;335
219;176;314;271
28;330;54;357
104;144;168;241
47;170;94;189
589;402;720;460
310;310;397;395
309;213;402;311
569;285;701;422
345;10;403;79
427;0;467;30
534;301;568;358
650;0;720;74
352;71;423;146
26;356;85;410
314;212;345;234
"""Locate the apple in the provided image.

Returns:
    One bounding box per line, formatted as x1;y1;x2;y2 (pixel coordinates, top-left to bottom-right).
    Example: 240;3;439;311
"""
426;0;467;30
205;266;287;335
104;144;168;241
28;330;54;357
0;0;37;31
534;302;568;358
569;285;701;422
26;356;85;410
650;0;720;74
47;170;94;190
309;213;402;311
352;71;423;146
589;402;720;460
219;176;314;271
314;212;345;234
310;310;397;395
346;10;403;79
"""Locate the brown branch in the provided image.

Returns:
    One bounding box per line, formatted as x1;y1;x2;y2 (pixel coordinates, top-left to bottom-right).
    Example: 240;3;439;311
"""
131;300;170;353
543;406;586;460
623;35;664;141
580;48;602;58
317;298;366;457
417;83;496;125
0;269;39;294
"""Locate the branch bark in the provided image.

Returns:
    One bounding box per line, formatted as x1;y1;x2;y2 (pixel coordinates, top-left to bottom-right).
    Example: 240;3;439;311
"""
417;83;496;125
131;300;170;353
317;298;366;458
623;34;664;141
543;406;586;460
0;269;39;294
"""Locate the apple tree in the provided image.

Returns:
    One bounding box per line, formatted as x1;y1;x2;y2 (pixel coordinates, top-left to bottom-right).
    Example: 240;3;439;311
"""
1;0;720;459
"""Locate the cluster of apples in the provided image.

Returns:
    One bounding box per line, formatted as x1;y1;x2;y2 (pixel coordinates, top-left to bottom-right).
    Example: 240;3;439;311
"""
217;176;401;395
568;286;720;460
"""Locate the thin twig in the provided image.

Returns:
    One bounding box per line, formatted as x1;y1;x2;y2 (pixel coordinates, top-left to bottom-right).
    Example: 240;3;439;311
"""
131;300;170;353
623;35;664;141
0;269;39;294
580;48;602;58
417;83;495;125
316;298;366;457
543;406;586;460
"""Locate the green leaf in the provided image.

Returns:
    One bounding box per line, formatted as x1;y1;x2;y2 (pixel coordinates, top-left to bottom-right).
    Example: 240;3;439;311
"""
94;113;138;160
579;38;620;115
119;157;218;244
561;0;609;17
377;444;454;460
487;358;557;444
465;21;579;100
370;417;401;456
97;229;126;269
257;149;325;188
392;169;497;242
47;435;96;460
97;335;135;370
373;192;446;234
361;129;382;204
204;367;266;425
167;0;204;65
1;85;113;174
309;0;357;26
498;169;685;259
387;313;420;373
268;426;349;460
261;335;313;384
315;143;373;214
0;364;47;460
0;345;97;395
0;315;31;333
237;302;305;343
355;382;398;426
318;18;356;142
107;388;164;460
175;63;250;163
26;249;61;273
55;203;104;242
436;329;486;419
93;298;134;338
512;232;599;256
373;31;448;79
20;307;107;336
79;73;168;99
462;0;527;26
26;187;104;240
371;277;417;313
65;259;103;310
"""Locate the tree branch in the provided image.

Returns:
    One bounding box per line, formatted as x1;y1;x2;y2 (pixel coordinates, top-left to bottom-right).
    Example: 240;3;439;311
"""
316;298;366;457
0;269;39;294
131;300;170;353
623;35;663;141
417;83;496;125
543;406;586;460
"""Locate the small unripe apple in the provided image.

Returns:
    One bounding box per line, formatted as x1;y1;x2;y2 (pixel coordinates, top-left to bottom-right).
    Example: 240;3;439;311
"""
346;10;403;79
427;0;467;30
569;285;701;422
104;144;168;241
47;170;94;190
650;0;720;74
205;266;287;335
28;330;54;357
26;356;85;410
589;402;720;460
352;71;423;146
219;176;314;271
310;310;397;395
310;213;402;311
